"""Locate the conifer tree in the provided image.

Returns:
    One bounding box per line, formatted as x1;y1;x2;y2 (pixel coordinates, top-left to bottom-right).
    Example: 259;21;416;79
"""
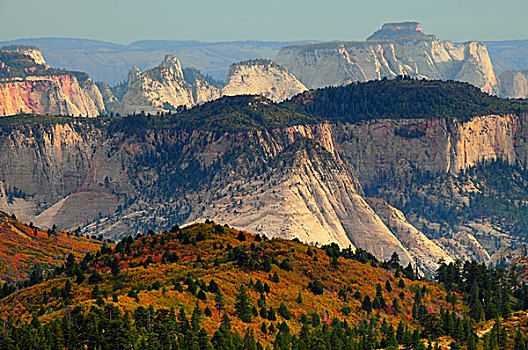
235;285;252;323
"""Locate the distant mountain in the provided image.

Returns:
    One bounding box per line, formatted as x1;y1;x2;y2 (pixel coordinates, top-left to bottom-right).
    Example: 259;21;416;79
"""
0;38;316;85
276;22;500;95
484;39;528;74
115;56;306;115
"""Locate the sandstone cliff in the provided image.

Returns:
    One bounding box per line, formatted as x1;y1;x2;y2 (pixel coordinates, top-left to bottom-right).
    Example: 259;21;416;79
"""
0;119;417;266
276;23;499;94
336;114;525;187
365;198;454;274
499;70;528;99
118;57;305;115
222;59;307;102
0;45;46;66
0;95;526;271
0;47;104;117
119;55;221;115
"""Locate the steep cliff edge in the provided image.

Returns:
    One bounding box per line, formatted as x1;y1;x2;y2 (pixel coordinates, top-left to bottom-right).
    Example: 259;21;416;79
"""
0;114;416;266
222;59;307;102
365;198;454;274
276;23;499;94
336;114;525;187
0;46;105;117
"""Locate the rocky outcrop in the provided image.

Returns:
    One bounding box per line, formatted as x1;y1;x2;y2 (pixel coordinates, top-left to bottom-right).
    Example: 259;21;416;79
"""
95;81;120;114
0;99;526;271
499;70;528;99
0;47;105;117
119;55;221;115
0;119;416;266
0;45;46;66
0;75;105;117
222;59;307;102
336;114;525;187
366;198;454;274
197;136;413;264
276;23;499;94
119;57;305;115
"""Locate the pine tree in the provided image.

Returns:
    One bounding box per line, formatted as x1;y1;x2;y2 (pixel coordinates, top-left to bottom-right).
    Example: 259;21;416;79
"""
235;285;252;323
215;291;225;311
362;295;372;313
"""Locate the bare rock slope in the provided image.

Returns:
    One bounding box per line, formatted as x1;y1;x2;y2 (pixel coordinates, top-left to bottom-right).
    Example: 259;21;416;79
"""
222;59;306;102
119;57;306;115
276;22;499;94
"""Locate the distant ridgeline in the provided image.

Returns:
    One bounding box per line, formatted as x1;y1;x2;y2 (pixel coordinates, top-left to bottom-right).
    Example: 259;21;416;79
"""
1;78;527;131
81;78;528;132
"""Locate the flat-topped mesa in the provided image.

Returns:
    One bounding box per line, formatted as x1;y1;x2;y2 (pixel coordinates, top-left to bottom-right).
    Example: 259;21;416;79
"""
276;22;499;94
367;21;436;41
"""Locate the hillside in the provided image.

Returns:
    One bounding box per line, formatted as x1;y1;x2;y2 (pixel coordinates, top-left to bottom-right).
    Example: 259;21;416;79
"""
0;222;473;348
284;78;528;123
0;79;527;275
0;211;104;283
2;222;528;349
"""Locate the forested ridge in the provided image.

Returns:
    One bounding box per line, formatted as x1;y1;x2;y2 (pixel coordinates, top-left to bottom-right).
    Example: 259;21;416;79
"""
285;77;528;124
2;222;528;349
2;78;527;132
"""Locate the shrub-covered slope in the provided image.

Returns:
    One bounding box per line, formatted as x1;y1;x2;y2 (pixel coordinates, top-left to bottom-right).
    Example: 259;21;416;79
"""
4;222;528;349
0;211;103;283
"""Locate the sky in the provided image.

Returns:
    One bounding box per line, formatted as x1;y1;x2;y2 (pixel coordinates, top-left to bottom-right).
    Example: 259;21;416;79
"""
0;0;527;44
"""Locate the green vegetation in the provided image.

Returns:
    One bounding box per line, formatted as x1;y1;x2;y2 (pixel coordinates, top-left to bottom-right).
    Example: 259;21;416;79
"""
2;222;528;348
0;51;89;81
109;95;321;132
285;76;528;123
368;158;528;240
3;78;528;134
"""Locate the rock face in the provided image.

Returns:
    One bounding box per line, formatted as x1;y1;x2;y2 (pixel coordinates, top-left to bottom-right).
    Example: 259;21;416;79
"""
499;70;528;98
336;114;524;187
276;23;499;94
0;47;104;117
0;45;46;65
0;76;105;117
119;57;305;115
95;81;121;113
366;198;454;274
0;119;418;266
2;110;528;272
222;59;307;102
119;55;221;115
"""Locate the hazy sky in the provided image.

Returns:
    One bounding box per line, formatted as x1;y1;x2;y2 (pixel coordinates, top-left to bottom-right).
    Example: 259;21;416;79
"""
0;0;526;43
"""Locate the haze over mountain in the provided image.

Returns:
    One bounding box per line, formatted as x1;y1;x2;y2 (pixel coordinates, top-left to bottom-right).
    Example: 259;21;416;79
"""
0;38;315;85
